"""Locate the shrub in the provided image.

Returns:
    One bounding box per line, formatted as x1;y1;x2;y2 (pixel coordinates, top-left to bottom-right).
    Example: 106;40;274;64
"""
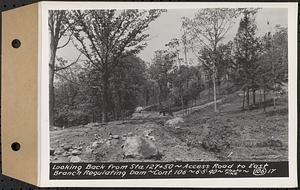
202;125;237;153
54;106;90;127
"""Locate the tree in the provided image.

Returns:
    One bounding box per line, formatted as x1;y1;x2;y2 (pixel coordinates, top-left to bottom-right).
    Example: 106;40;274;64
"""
171;65;192;111
53;63;89;127
165;38;190;111
187;67;204;106
149;50;175;108
258;25;288;109
48;10;82;125
54;55;149;126
233;10;261;109
182;8;240;112
215;42;234;86
270;25;288;88
165;38;183;66
71;9;165;122
110;55;148;119
198;41;233;99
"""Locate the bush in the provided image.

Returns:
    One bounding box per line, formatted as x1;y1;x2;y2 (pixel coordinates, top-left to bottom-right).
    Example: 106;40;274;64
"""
202;125;237;153
54;106;90;127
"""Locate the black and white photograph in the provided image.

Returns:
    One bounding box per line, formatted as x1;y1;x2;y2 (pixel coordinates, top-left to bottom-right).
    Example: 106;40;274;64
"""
49;7;290;164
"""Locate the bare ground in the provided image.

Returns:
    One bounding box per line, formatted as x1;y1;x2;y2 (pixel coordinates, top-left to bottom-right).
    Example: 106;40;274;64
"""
50;92;288;163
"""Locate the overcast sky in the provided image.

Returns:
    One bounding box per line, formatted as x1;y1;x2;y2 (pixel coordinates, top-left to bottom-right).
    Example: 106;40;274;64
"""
56;8;288;64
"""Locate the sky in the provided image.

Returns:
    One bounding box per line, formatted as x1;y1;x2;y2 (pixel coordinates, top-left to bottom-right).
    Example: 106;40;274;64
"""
57;8;288;64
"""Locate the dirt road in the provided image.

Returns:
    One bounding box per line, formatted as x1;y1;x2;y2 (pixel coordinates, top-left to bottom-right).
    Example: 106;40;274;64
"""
50;109;218;163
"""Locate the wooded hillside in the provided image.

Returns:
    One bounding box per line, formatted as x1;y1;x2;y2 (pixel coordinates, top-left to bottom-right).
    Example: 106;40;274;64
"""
49;9;288;128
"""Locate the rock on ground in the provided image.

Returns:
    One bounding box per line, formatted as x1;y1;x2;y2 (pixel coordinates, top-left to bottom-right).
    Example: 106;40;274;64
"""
85;146;93;154
63;145;72;151
135;107;143;113
112;135;120;139
123;136;159;159
71;149;81;155
165;117;184;126
54;149;64;155
62;152;70;157
85;122;100;128
70;156;81;163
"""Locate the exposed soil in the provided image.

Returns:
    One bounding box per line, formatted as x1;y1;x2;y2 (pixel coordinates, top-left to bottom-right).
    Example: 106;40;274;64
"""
50;92;288;163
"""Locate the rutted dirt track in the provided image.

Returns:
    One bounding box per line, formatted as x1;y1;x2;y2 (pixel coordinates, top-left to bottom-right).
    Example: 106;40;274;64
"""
50;93;288;163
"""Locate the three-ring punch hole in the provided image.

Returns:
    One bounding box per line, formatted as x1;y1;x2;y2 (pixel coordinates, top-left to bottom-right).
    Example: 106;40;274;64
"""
11;142;21;151
11;39;21;48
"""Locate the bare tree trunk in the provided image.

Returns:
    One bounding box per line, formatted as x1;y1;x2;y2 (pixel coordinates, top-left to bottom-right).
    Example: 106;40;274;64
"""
181;86;184;112
273;89;276;109
154;87;158;105
102;73;109;123
217;78;221;97
242;89;245;110
49;46;56;126
181;95;184;114
213;72;217;112
48;11;70;126
212;45;218;113
252;89;256;105
263;89;266;112
246;87;250;108
145;89;149;106
121;110;124;121
259;89;262;109
114;108;117;120
158;86;162;106
208;85;211;101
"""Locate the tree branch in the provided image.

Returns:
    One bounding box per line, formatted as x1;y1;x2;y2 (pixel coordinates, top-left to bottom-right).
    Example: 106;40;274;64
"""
57;35;72;49
54;53;82;72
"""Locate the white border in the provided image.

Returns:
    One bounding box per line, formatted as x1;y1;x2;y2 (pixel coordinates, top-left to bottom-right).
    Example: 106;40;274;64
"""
39;1;298;187
37;2;42;186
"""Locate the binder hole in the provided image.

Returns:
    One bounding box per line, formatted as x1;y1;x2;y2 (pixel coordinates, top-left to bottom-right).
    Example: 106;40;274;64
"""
11;39;21;48
11;142;20;151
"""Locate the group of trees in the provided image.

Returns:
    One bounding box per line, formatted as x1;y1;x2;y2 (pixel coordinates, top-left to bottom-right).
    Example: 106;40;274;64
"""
149;49;204;112
54;55;150;127
50;9;165;126
181;8;288;111
50;8;288;127
229;10;287;110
